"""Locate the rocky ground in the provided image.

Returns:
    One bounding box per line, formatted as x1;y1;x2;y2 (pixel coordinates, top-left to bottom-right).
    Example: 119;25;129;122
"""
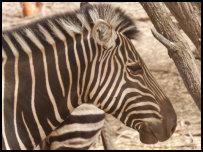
2;2;201;150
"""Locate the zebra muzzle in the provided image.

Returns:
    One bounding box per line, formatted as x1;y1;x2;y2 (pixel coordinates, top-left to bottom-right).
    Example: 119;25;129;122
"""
137;122;158;144
138;116;176;144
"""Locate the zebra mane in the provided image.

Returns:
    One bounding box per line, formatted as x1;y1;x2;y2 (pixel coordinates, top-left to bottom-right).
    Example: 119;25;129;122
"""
2;3;138;40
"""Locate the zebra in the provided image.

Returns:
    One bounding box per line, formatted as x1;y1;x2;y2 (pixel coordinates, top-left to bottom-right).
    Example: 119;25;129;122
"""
2;2;177;150
36;104;114;150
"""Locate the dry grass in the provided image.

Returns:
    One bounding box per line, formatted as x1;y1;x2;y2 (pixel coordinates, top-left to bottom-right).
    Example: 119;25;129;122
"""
2;2;201;150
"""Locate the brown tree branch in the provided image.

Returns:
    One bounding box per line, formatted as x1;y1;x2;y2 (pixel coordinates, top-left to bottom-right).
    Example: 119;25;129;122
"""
140;2;201;111
165;2;201;59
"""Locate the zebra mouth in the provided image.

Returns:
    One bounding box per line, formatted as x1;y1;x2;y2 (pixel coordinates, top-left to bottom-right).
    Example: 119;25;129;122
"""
136;123;158;144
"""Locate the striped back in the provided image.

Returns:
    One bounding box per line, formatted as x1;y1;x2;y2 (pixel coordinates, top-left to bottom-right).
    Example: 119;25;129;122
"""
36;104;111;150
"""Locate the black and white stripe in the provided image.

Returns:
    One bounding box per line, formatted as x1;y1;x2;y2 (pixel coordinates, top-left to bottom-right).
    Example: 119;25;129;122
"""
36;104;113;150
2;2;176;150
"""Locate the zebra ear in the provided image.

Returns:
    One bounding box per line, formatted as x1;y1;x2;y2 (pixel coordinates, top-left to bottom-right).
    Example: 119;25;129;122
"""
92;19;117;49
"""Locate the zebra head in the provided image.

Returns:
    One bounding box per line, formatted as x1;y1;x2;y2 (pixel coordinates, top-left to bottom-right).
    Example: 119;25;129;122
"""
82;3;177;144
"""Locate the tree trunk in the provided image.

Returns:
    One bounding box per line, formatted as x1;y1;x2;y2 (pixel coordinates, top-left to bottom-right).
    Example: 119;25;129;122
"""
165;2;201;59
140;2;201;111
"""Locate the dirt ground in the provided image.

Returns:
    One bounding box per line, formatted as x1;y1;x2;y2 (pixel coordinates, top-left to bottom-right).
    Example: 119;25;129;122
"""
2;2;201;150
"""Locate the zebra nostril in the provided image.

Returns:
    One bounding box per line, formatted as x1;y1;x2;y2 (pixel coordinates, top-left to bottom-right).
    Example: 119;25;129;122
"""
171;125;176;134
169;113;177;135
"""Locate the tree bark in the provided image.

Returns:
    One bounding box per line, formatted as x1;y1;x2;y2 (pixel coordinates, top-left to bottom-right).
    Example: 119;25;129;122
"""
140;2;201;111
165;2;201;59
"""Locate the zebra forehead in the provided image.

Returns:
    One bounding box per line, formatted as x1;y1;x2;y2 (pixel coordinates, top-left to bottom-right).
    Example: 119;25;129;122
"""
2;3;138;40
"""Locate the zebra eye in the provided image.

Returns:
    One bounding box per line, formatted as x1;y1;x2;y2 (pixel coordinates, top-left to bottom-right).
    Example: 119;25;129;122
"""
127;62;142;75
